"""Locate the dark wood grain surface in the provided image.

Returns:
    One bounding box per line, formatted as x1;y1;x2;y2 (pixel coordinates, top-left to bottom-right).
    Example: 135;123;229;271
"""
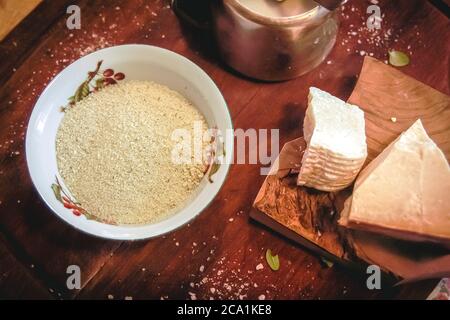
0;0;448;299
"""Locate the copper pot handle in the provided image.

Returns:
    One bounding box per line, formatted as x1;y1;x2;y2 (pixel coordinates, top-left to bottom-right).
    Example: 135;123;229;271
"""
314;0;347;11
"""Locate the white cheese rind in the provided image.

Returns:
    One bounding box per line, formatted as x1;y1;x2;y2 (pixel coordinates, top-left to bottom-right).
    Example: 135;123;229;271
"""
298;87;367;191
342;119;450;244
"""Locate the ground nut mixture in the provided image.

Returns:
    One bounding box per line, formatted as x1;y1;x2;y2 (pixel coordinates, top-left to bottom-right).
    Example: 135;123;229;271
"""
56;80;208;224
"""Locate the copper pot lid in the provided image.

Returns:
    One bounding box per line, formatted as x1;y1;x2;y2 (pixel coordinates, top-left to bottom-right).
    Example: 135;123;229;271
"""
229;0;342;25
234;0;319;19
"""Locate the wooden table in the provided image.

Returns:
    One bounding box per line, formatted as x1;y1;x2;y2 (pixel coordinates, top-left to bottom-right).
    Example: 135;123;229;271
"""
0;0;448;300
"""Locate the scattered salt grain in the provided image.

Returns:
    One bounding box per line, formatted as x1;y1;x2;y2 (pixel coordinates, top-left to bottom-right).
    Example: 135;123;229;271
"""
188;292;197;300
256;263;264;271
258;294;266;300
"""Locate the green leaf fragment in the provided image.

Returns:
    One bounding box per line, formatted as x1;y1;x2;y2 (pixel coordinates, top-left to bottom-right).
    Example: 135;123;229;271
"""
51;183;62;203
208;162;220;183
81;81;90;97
95;78;104;89
388;50;410;67
83;211;95;220
320;257;334;268
74;81;90;102
265;249;280;271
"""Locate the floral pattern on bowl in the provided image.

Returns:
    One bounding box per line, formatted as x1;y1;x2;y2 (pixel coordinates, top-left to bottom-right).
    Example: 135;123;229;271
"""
60;60;125;112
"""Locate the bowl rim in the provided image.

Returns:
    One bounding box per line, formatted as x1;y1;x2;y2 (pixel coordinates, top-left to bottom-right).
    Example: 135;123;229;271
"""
25;44;234;240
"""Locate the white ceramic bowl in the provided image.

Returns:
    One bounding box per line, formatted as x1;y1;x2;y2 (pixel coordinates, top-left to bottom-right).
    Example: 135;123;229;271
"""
26;44;233;240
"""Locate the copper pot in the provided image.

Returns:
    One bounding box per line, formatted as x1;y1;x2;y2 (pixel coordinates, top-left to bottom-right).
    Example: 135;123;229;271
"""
173;0;344;81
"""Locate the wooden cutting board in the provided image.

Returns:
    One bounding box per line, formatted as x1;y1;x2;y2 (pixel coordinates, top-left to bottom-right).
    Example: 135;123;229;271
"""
349;57;450;163
252;56;450;279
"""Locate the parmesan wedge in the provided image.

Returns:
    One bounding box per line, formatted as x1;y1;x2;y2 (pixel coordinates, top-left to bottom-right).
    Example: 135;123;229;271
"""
340;119;450;245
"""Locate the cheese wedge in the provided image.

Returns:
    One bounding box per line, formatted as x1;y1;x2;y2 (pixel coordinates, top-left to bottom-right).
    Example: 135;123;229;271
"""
340;119;450;245
297;87;367;191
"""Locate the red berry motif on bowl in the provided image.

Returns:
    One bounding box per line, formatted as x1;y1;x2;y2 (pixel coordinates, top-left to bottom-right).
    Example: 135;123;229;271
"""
61;60;125;112
102;68;124;86
103;69;114;77
51;176;114;224
51;177;92;219
114;72;125;80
